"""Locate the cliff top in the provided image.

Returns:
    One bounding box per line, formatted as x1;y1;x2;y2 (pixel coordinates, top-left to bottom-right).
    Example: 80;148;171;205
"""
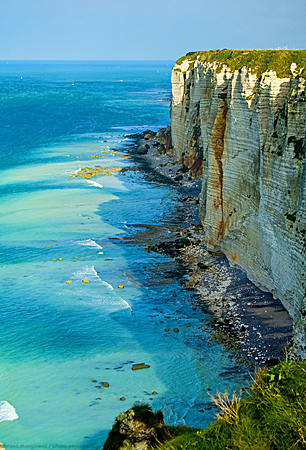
175;49;306;78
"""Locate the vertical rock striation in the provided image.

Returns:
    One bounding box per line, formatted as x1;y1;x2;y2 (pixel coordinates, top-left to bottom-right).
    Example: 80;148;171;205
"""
171;50;306;358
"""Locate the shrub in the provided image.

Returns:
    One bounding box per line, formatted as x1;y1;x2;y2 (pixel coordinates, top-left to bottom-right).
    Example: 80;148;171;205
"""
158;360;306;449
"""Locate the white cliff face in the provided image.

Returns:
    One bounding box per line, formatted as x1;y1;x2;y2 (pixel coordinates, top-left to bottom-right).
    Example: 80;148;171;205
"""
171;60;306;358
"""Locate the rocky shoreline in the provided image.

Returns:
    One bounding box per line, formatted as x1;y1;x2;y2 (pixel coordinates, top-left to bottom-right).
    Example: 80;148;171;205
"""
120;128;293;368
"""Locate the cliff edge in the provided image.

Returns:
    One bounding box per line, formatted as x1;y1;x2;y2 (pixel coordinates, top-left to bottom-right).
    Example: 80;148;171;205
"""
170;49;306;358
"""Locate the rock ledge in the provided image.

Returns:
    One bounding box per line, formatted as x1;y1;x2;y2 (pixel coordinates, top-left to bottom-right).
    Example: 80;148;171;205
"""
103;405;169;450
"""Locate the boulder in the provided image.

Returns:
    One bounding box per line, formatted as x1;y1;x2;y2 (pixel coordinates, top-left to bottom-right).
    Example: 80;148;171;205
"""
143;131;156;140
132;363;150;371
103;405;169;450
136;146;149;155
155;144;166;155
174;174;183;181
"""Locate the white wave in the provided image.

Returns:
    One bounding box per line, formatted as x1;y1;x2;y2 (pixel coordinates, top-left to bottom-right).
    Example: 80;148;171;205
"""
72;265;101;281
101;280;132;310
74;269;132;310
91;266;102;281
73;168;82;174
115;295;132;311
0;401;19;422
101;280;114;290
76;239;102;250
86;180;104;189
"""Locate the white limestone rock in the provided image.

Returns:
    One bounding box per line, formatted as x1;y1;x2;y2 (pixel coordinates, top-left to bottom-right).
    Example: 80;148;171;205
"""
171;58;306;358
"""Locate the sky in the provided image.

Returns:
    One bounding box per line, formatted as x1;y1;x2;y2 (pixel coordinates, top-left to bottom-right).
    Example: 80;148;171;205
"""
0;0;305;60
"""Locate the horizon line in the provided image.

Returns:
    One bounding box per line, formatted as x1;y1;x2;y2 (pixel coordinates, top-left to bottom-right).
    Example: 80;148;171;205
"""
0;59;176;62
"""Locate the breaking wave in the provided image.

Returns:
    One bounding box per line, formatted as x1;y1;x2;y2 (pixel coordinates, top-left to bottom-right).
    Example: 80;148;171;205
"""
76;239;103;250
86;180;104;188
0;401;19;422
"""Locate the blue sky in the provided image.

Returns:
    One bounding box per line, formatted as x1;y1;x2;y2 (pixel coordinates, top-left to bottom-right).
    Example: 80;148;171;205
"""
1;0;305;60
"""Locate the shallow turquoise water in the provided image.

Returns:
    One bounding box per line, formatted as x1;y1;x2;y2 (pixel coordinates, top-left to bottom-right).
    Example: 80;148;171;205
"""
0;62;249;449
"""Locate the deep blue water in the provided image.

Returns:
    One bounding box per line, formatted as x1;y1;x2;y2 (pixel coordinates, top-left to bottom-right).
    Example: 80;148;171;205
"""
0;61;248;449
0;61;173;168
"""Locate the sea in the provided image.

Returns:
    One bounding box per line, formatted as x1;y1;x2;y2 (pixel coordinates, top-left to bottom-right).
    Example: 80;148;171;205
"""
0;61;249;449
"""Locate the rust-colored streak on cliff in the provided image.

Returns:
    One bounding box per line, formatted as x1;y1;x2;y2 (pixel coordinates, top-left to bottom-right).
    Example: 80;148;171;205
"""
211;99;228;240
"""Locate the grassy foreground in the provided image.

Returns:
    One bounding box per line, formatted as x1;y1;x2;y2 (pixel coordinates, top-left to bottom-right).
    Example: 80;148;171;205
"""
158;360;306;450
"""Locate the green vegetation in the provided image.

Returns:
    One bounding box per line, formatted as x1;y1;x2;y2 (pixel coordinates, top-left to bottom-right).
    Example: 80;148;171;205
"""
132;403;164;426
175;49;306;78
103;403;169;450
158;360;306;449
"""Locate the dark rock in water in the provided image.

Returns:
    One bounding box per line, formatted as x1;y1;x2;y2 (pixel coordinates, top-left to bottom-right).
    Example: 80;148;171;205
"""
197;262;209;270
174;174;183;181
145;175;154;182
103;405;169;449
132;363;150;371
143;131;156;140
136;146;149;155
180;237;191;245
127;133;143;139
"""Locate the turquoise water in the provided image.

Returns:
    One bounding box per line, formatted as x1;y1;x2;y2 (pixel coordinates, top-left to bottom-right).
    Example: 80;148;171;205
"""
0;62;248;449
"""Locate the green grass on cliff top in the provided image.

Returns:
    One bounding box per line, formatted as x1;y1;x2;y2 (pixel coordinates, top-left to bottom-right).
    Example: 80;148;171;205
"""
158;360;306;450
175;49;306;78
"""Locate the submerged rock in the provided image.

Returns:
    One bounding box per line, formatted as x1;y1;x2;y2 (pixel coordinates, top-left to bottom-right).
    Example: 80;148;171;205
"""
132;363;150;371
136;145;149;155
103;405;169;450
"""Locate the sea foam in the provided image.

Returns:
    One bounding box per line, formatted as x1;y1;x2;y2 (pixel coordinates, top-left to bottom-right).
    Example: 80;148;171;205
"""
0;401;19;422
72;265;101;281
86;180;104;188
70;266;132;310
76;239;102;250
101;280;132;310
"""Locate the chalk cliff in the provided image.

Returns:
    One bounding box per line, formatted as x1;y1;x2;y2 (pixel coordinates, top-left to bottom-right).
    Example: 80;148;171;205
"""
170;50;306;358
